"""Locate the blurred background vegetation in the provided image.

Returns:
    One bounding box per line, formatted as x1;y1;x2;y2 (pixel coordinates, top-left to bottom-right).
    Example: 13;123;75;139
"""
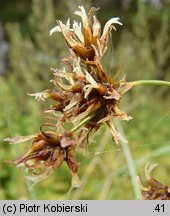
0;0;170;200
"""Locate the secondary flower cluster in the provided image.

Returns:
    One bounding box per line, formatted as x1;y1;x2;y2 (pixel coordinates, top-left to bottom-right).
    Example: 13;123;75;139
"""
6;6;132;186
137;162;170;200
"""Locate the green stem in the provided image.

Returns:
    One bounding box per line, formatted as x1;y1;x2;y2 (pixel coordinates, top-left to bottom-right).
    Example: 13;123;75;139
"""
115;120;142;200
71;113;96;133
129;80;170;87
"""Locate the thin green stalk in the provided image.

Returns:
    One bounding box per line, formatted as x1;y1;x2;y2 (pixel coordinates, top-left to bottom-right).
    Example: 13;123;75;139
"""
129;80;170;87
71;113;96;133
115;120;142;200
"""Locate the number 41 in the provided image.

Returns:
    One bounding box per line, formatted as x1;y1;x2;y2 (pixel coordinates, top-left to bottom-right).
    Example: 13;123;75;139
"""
154;204;164;212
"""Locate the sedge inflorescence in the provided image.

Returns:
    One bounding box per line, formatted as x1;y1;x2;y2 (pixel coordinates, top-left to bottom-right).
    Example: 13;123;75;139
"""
5;6;133;187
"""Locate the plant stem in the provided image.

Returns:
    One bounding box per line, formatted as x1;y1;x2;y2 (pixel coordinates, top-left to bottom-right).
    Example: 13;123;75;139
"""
115;119;142;200
129;80;170;87
71;113;96;133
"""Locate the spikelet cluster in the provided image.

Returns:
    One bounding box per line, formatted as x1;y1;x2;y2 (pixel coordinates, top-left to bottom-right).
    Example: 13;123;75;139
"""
5;6;133;186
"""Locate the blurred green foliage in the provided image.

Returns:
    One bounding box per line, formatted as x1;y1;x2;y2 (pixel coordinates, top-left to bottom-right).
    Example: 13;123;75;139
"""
0;0;170;199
